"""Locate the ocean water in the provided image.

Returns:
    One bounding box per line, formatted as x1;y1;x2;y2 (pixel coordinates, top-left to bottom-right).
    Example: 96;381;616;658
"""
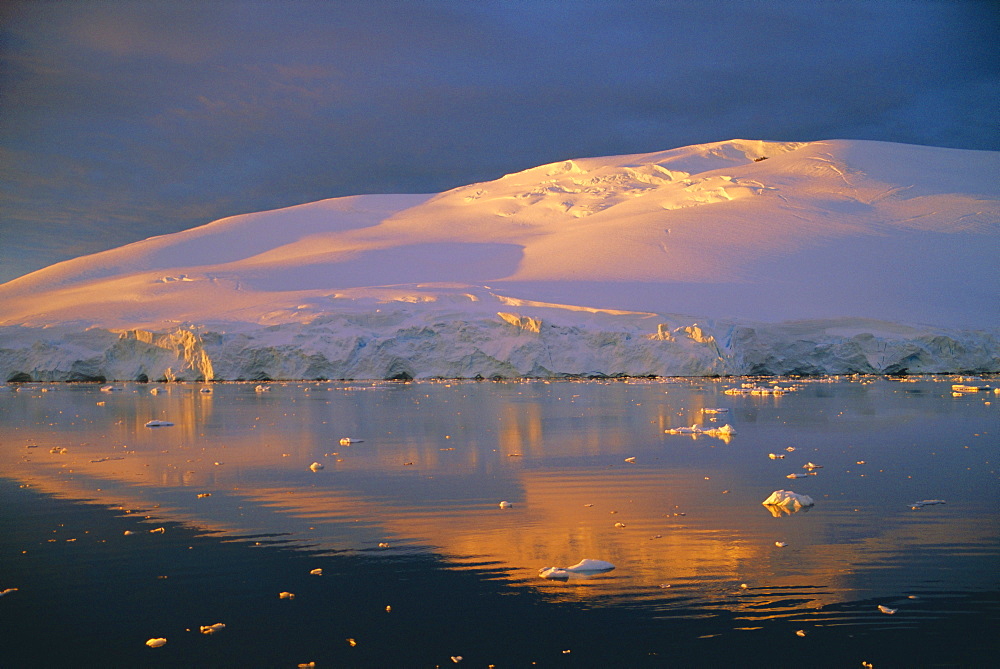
1;377;997;668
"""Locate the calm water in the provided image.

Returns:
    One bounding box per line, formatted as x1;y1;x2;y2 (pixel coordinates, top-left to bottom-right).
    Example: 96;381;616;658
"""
1;377;998;667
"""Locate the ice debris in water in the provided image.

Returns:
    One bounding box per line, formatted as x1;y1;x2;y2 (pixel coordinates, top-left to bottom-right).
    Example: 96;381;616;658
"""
702;408;729;413
539;559;616;581
786;473;808;479
144;420;174;427
279;592;295;599
910;499;946;509
200;623;226;634
768;453;785;459
145;638;167;648
762;490;814;512
339;437;363;445
498;501;512;509
664;424;736;436
624;456;637;463
775;541;787;547
878;605;898;615
310;568;323;576
803;462;822;469
309;462;324;471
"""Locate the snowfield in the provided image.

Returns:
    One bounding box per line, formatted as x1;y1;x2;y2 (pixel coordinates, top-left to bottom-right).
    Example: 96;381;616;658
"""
1;139;997;381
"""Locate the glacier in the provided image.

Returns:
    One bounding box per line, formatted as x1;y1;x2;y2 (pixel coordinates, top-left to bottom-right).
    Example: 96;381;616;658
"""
1;139;997;381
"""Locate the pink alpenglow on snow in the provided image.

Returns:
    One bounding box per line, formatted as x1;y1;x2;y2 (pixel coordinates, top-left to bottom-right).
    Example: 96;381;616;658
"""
0;140;997;381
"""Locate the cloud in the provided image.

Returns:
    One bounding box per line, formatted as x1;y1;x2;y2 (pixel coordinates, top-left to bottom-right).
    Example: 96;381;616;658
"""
0;0;997;283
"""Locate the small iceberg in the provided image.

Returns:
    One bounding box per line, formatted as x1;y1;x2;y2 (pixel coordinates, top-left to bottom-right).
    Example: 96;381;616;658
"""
762;490;814;515
539;558;615;581
664;424;736;436
144;420;174;427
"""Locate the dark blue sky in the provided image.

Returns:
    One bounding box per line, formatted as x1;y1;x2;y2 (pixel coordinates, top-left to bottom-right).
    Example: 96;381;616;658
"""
1;0;997;283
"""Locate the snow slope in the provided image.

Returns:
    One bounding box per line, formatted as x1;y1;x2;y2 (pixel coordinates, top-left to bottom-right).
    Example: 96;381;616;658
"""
1;139;997;381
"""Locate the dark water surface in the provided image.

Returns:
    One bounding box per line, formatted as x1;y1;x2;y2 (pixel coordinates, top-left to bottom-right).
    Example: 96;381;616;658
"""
1;377;997;667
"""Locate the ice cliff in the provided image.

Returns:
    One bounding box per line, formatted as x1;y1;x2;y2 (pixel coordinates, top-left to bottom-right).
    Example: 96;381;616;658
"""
1;139;997;381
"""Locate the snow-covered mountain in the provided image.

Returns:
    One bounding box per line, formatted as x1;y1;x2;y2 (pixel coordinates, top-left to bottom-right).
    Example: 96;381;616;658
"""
1;139;998;381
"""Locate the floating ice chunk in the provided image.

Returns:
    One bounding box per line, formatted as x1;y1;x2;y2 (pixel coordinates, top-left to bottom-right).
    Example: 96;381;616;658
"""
145;638;167;648
123;530;135;536
309;462;324;471
786;473;808;479
664;425;701;434
144;420;174;427
539;559;615;580
664;424;735;436
878;604;897;615
197;493;211;498
200;623;226;634
451;657;463;664
279;591;295;599
614;522;626;528
762;490;814;513
624;456;636;463
952;384;991;393
340;437;363;445
910;499;946;509
785;447;796;452
150;388;160;395
100;386;116;392
803;462;822;469
255;384;271;392
702;408;729;413
775;541;787;547
310;568;323;576
795;630;806;637
768;453;785;459
498;500;512;509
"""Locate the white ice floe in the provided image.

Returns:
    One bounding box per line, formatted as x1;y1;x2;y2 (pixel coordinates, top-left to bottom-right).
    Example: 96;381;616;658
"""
910;499;946;509
145;638;167;648
144;419;174;427
200;623;226;634
498;500;512;509
762;490;815;513
539;559;616;581
309;462;324;471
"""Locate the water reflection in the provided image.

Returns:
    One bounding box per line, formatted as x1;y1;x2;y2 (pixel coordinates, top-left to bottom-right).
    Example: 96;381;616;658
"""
3;377;997;626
